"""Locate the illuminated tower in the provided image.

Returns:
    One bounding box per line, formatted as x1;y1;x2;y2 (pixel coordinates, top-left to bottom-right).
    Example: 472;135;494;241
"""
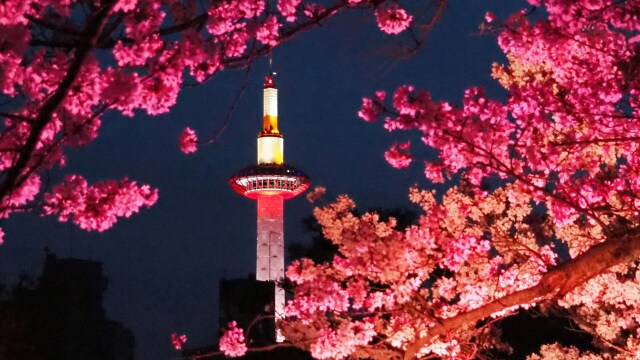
229;73;310;341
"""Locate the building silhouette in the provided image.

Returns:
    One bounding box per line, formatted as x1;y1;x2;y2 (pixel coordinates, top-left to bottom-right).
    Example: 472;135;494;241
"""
183;275;313;359
218;277;276;346
0;253;135;360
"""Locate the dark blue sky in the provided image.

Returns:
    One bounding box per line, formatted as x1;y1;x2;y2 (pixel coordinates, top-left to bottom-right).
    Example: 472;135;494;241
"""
0;1;523;359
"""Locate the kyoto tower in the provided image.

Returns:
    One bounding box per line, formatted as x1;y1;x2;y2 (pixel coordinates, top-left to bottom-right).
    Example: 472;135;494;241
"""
229;72;310;340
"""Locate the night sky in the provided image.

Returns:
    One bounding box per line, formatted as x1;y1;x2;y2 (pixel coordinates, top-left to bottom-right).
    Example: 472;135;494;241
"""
0;1;523;359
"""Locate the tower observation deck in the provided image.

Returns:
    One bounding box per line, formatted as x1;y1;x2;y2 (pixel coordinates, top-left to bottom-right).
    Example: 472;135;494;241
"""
229;73;310;341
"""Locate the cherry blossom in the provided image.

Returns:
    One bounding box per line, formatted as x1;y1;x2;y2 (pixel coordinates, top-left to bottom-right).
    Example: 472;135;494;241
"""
179;127;198;154
527;343;601;360
219;321;248;357
375;2;413;35
43;175;158;232
384;141;412;169
357;91;386;122
278;0;301;22
256;16;281;47
484;12;497;23
306;186;326;203
309;320;376;359
171;333;187;350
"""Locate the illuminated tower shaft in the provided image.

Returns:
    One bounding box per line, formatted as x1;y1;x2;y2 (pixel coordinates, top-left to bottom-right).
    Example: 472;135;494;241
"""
230;74;310;342
256;195;283;282
256;194;284;341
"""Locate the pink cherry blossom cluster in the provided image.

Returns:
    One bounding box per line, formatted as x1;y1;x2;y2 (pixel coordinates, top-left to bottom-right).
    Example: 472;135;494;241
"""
357;91;386;122
306;185;326;203
218;321;247;357
171;333;187;350
179;127;198;154
309;320;376;359
256;16;281;46
278;0;301;22
527;343;603;360
43;175;158;232
384;141;412;169
375;2;413;35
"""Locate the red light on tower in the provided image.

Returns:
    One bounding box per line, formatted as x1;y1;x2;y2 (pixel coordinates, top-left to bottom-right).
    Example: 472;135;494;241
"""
264;76;275;88
229;72;310;342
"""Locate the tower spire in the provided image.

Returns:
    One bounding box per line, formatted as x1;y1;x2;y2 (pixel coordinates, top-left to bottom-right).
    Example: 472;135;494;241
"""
261;73;279;136
258;68;283;165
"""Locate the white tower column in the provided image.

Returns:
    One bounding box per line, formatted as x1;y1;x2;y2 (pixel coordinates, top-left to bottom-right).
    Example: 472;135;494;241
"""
256;194;285;341
256;195;284;282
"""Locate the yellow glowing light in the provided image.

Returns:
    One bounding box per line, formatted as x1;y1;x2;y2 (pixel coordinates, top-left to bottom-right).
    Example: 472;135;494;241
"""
263;115;279;134
257;136;283;165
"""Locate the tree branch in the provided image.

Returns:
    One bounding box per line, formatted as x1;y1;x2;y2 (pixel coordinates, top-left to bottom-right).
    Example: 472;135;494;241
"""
552;136;640;146
25;14;83;36
0;112;34;123
201;59;253;145
184;342;296;360
221;1;351;70
0;1;116;201
403;228;640;359
159;14;208;37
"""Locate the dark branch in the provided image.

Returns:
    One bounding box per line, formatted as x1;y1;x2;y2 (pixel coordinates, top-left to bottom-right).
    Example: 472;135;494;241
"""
0;1;117;201
25;14;83;36
0;112;34;123
552;136;640;146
